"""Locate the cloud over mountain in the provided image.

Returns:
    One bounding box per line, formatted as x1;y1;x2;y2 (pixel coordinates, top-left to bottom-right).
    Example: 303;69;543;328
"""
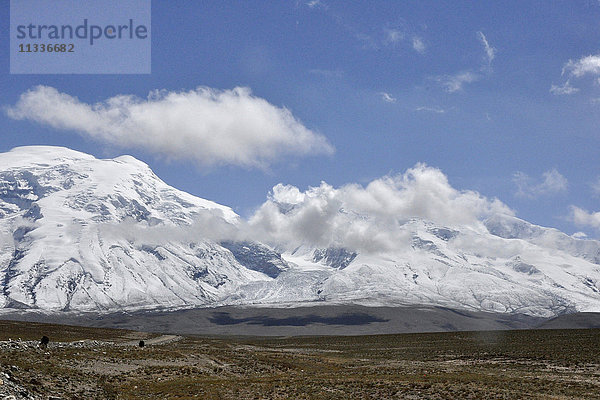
249;163;514;253
570;206;600;230
6;86;334;169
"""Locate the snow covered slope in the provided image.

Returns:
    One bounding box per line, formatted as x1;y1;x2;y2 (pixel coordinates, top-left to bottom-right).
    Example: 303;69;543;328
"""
1;146;600;317
233;218;600;317
0;146;278;311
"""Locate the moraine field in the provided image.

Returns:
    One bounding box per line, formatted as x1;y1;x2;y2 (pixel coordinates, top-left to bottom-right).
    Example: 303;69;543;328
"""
0;320;599;399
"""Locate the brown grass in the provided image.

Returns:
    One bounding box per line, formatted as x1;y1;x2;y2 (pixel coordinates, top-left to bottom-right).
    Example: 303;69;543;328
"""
0;320;598;399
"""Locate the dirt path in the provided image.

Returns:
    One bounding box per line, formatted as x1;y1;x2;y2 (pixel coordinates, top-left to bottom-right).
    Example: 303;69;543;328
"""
123;334;182;346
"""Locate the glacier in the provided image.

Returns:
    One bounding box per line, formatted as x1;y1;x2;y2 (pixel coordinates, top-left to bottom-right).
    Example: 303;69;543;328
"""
1;146;600;317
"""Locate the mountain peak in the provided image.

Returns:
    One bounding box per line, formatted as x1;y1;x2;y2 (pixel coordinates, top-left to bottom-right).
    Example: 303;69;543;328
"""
3;146;150;169
2;145;95;166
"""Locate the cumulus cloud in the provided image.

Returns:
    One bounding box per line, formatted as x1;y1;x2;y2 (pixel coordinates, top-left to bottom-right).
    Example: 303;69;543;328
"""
563;55;600;78
477;31;496;67
249;164;514;253
379;92;397;103
569;206;600;230
513;169;568;199
6;85;333;169
572;231;588;239
552;54;600;94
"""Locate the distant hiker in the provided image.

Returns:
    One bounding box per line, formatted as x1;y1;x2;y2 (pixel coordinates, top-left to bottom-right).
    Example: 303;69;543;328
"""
139;340;145;348
40;336;49;349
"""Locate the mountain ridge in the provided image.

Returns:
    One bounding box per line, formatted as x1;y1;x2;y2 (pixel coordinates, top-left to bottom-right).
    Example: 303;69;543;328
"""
0;146;599;317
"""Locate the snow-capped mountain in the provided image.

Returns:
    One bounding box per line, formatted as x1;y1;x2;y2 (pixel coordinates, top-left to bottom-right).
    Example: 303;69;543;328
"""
1;146;600;317
224;217;600;317
0;146;280;311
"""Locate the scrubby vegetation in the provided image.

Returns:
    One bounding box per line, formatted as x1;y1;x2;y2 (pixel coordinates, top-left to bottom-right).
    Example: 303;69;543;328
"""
0;320;598;399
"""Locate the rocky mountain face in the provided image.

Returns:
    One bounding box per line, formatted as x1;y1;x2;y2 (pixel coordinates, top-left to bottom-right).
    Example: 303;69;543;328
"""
1;146;600;317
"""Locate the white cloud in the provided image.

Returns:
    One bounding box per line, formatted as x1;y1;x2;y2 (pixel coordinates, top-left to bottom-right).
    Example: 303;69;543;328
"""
550;81;579;95
434;32;494;93
570;199;600;235
552;54;600;94
569;206;600;230
412;36;426;54
383;28;425;54
415;106;447;114
572;231;588;239
380;92;397;103
249;164;514;253
6;85;334;169
477;31;496;66
563;55;600;78
438;71;480;93
384;28;404;44
100;210;245;247
306;0;327;9
513;169;568;199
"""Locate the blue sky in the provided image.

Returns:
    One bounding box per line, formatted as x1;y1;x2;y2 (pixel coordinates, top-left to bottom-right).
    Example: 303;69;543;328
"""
1;1;600;237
